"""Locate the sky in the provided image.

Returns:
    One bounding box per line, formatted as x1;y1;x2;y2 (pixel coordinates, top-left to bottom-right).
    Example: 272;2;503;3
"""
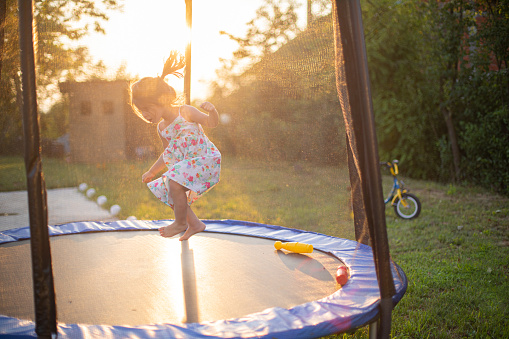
79;0;310;101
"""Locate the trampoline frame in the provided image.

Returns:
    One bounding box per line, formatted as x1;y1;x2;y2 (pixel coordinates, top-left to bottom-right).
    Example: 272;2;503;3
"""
6;0;405;337
0;219;407;338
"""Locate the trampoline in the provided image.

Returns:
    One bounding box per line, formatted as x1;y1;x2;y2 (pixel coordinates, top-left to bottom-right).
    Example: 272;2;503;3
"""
3;0;407;337
0;219;406;338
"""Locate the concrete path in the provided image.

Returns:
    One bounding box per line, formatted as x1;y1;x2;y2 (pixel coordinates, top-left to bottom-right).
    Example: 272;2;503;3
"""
0;188;117;232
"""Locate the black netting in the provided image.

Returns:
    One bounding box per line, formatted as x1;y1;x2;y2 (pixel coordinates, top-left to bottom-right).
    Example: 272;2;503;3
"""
1;1;402;337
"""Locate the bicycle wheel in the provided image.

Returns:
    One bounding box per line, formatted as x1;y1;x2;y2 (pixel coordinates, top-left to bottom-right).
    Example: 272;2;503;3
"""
393;193;421;219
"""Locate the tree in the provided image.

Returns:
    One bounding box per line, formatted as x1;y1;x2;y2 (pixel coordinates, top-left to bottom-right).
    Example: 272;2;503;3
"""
222;0;300;59
365;0;508;193
216;0;301;94
475;0;509;72
454;0;509;194
423;0;477;181
307;0;332;25
0;0;123;155
422;0;508;188
362;0;445;179
211;8;344;164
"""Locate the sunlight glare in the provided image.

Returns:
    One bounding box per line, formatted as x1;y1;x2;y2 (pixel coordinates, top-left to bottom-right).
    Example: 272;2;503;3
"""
79;1;309;100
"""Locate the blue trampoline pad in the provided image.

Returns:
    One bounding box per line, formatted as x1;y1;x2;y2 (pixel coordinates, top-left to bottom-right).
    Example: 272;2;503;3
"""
0;219;407;338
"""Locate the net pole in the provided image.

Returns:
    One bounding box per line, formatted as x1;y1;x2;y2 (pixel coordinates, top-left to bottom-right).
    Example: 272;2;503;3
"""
184;0;192;105
17;1;57;337
332;1;395;338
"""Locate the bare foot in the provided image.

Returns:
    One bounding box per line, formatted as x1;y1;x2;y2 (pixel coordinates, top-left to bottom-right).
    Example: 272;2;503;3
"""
179;220;206;241
159;221;188;238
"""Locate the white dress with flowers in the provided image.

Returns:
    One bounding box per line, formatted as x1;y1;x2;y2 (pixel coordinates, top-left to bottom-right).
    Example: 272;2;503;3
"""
147;111;221;209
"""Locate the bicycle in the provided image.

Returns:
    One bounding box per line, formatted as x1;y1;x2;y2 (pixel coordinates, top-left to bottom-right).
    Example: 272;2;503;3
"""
380;159;421;219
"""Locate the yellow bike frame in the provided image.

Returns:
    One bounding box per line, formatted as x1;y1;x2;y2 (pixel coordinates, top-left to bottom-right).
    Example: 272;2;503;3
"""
386;162;409;207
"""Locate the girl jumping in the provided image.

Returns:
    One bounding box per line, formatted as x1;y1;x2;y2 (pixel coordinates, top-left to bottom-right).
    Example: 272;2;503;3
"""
130;51;221;241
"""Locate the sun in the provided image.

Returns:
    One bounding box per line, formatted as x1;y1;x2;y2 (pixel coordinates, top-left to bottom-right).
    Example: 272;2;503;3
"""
82;1;271;100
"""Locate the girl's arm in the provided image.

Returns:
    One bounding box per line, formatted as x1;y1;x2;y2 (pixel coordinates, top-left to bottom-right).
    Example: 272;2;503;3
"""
142;129;169;183
142;153;166;183
181;102;219;128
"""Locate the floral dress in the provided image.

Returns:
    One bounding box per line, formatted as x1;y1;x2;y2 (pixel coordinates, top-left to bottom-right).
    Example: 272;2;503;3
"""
147;110;221;209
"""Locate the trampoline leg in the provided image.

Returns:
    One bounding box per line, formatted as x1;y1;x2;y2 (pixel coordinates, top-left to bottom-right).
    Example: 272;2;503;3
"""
369;320;378;339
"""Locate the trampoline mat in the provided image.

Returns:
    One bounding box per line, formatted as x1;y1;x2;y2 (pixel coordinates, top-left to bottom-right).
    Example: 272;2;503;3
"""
0;230;342;326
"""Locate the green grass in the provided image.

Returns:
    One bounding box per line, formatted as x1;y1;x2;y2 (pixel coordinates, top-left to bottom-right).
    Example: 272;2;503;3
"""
1;156;508;338
382;182;509;339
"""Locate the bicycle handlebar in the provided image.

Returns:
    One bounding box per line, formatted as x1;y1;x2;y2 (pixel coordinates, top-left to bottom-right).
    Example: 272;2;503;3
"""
380;161;392;168
380;160;400;175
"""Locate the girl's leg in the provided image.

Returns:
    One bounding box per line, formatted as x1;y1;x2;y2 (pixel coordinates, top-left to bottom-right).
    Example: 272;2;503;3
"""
159;180;189;238
180;206;206;241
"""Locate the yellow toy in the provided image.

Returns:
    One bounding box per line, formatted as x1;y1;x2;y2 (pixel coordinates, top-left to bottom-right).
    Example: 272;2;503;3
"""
274;241;313;253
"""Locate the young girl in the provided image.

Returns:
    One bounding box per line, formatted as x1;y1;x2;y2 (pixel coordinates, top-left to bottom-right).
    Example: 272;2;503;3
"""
130;51;221;241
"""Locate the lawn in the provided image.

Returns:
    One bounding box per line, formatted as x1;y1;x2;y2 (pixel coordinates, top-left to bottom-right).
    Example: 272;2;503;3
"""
1;155;508;338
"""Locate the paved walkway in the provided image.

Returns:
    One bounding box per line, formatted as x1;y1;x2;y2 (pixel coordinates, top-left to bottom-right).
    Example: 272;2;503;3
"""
0;188;117;232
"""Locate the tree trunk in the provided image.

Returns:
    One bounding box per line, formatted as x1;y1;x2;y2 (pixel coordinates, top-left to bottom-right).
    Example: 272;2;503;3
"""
442;106;461;181
439;75;461;182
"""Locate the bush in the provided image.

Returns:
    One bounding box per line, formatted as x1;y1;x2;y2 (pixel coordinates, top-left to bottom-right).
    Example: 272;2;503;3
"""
460;106;509;195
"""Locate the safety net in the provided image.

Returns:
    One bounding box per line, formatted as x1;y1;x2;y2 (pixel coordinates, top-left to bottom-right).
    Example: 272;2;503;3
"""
0;1;403;338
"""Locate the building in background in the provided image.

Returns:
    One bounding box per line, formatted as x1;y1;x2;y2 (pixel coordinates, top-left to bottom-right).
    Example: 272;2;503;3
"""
59;80;159;163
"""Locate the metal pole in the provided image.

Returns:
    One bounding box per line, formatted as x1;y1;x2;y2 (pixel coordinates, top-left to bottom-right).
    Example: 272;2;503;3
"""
17;1;57;337
184;0;192;105
332;1;395;338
